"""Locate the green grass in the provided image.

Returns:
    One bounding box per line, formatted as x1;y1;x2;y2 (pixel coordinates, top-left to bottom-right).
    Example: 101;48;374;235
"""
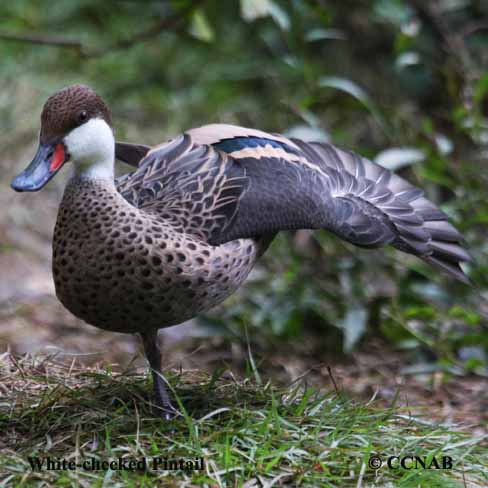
0;354;486;487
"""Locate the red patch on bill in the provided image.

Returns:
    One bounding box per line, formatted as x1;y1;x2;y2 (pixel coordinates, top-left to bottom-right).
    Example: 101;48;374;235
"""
50;144;66;171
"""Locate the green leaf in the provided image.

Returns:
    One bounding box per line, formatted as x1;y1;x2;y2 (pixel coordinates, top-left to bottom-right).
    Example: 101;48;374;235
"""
318;76;387;133
474;72;488;103
240;0;273;22
395;51;420;69
448;306;481;326
319;76;370;105
285;124;330;142
339;306;367;352
269;2;290;31
374;147;425;170
305;28;346;42
189;10;214;42
374;0;411;25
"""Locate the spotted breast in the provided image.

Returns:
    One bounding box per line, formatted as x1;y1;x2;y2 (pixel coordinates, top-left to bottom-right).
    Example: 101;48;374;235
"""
53;178;259;333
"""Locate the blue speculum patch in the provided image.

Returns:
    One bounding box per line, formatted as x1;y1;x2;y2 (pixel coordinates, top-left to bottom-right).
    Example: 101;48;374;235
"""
215;137;299;156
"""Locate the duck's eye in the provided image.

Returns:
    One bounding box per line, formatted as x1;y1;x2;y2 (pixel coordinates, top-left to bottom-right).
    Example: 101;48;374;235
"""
77;110;88;124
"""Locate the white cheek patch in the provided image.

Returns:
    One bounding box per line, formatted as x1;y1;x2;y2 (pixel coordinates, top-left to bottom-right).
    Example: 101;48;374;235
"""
65;118;115;179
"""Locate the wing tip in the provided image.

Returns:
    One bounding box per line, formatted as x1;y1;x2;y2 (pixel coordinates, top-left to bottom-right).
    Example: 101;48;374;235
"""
421;254;473;285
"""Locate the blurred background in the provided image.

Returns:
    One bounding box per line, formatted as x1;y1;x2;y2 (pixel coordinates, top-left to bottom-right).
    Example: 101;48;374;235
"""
0;0;487;428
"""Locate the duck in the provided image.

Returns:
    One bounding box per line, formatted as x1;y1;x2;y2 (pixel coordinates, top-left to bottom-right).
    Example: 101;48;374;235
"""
10;84;471;419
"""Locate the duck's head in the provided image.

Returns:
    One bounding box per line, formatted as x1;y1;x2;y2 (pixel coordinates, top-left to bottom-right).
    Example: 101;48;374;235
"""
11;84;114;192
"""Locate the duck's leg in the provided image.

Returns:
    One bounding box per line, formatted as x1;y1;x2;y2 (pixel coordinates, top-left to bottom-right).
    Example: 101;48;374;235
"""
140;330;176;419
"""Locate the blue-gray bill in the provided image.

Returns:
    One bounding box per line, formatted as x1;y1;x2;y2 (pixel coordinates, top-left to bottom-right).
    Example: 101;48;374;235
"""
11;142;67;192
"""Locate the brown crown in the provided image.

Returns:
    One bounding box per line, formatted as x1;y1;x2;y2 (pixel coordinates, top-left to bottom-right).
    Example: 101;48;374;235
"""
40;84;112;144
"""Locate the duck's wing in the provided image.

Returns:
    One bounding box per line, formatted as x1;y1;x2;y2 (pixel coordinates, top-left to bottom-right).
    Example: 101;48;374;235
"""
116;134;249;242
115;141;151;166
117;124;471;283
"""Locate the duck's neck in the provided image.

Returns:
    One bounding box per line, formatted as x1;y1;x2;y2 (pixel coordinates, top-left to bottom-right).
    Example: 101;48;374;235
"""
66;118;116;183
72;156;115;181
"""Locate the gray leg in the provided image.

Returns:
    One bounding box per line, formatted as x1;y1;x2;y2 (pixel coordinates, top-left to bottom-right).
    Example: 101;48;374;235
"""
140;330;176;419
